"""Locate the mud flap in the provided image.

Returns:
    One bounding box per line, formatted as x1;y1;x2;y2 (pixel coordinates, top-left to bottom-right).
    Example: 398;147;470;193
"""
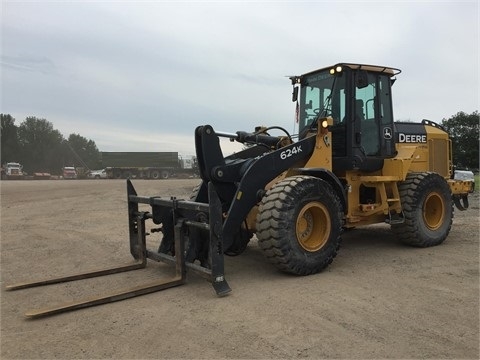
453;194;469;211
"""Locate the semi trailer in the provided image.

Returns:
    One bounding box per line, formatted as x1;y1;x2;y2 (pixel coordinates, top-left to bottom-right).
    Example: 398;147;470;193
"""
100;151;197;179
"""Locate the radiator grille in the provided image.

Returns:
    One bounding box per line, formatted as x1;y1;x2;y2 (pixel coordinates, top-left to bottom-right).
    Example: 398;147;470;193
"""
429;139;449;177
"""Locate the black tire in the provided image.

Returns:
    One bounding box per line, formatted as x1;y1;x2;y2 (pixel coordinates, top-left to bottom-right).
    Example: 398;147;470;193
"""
161;170;169;179
151;170;160;179
392;172;453;247
256;175;343;275
190;182;203;201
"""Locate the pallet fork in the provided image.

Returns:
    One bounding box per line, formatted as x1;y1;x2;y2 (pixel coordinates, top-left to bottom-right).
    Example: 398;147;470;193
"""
6;180;230;318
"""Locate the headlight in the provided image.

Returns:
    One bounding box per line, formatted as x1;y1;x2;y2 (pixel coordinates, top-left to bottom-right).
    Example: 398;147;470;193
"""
330;66;343;75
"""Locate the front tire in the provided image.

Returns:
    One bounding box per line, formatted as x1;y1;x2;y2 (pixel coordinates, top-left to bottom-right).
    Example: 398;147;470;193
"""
392;172;453;247
256;175;343;275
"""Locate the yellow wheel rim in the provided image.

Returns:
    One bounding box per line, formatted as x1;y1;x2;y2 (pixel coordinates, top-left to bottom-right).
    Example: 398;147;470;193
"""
423;192;445;231
296;202;331;252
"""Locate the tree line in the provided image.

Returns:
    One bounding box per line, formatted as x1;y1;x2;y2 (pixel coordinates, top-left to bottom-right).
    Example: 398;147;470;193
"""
1;114;101;175
441;111;479;171
1;111;479;175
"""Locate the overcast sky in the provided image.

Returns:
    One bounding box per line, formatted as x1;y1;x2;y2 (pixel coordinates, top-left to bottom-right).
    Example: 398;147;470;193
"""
1;0;478;156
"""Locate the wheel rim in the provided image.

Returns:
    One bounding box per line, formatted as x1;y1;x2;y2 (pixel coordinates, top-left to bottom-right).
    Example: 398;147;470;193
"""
423;192;445;230
296;201;331;252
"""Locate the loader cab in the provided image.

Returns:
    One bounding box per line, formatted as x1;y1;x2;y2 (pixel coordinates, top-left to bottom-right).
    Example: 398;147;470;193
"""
292;63;401;172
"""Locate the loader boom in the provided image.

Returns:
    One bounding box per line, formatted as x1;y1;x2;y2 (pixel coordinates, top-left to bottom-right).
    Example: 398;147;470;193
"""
193;124;318;251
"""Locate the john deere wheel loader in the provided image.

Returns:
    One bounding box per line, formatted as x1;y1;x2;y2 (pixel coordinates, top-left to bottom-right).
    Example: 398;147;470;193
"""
7;63;474;318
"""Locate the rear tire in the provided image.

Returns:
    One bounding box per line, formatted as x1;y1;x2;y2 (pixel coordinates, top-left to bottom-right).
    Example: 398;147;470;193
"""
161;170;169;179
392;172;453;247
256;175;343;275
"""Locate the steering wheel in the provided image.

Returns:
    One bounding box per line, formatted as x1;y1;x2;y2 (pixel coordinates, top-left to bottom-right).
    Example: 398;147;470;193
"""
313;108;333;117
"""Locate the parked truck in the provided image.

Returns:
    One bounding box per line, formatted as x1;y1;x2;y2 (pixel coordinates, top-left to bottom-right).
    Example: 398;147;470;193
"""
100;152;197;179
1;162;25;180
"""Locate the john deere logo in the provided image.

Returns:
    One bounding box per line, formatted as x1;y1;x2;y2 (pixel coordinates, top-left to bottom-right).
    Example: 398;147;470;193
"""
398;133;427;143
383;127;393;139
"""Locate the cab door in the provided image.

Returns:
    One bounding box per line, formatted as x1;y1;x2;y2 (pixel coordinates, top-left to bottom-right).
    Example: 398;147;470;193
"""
355;72;396;160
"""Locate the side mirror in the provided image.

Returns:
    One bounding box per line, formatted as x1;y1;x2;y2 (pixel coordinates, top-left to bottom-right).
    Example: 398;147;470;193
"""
292;86;299;102
356;70;369;89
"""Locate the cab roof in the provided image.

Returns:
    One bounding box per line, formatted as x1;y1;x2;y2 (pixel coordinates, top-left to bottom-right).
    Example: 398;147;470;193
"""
300;62;401;77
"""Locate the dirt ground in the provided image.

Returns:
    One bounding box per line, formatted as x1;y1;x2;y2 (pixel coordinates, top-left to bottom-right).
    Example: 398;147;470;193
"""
1;179;478;359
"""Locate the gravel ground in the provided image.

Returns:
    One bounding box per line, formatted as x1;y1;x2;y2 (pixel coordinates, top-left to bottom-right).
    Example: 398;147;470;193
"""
1;179;478;359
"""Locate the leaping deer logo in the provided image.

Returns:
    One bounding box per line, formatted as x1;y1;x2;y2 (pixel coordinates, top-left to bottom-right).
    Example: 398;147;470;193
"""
384;127;393;139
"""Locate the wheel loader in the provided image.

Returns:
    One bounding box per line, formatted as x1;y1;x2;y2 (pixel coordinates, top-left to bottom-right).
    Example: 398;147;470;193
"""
7;63;474;318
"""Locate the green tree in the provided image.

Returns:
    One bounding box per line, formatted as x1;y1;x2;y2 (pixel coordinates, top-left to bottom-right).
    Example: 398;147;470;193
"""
65;133;100;170
17;117;65;173
1;114;20;164
442;111;480;170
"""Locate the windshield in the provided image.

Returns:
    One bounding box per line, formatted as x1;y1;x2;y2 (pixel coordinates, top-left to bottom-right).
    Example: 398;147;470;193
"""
298;70;346;133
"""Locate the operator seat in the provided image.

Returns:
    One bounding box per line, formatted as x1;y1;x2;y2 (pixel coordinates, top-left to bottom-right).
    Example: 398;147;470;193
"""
355;99;365;121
